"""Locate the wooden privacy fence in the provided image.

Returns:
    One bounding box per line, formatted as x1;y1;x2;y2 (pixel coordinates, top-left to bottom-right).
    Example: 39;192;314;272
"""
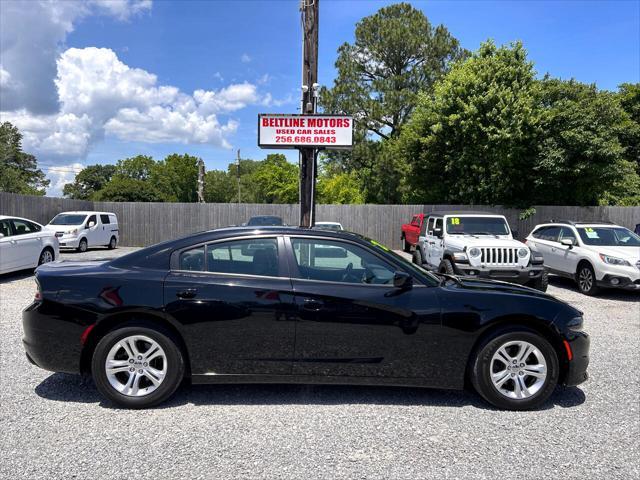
2;192;639;249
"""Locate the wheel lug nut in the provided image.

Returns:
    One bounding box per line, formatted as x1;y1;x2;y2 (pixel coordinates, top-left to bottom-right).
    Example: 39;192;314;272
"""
138;369;143;374
520;363;524;367
143;362;148;367
129;359;134;364
511;373;515;377
137;355;142;360
129;367;135;372
519;371;524;375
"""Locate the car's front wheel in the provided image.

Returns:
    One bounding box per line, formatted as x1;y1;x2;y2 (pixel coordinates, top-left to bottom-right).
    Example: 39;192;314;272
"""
92;325;184;408
77;238;88;253
471;329;559;410
577;263;599;296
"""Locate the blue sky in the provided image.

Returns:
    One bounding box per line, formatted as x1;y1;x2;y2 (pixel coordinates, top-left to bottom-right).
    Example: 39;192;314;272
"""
1;0;638;195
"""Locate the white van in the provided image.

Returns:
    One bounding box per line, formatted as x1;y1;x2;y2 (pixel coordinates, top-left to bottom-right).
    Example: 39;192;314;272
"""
45;211;119;252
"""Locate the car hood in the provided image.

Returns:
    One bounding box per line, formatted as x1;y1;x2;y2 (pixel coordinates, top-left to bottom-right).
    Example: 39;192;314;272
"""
43;225;82;234
446;235;526;249
452;276;560;301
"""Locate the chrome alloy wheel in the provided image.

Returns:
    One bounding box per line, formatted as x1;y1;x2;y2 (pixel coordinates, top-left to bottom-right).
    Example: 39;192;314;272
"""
105;335;167;397
579;268;593;292
40;250;53;264
490;340;547;399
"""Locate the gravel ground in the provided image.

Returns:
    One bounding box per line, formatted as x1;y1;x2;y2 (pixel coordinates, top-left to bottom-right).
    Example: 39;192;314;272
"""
1;247;639;479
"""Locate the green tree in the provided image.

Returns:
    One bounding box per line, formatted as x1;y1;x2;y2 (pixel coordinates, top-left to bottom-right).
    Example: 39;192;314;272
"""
203;170;235;203
116;155;156;180
617;83;640;171
93;177;167;202
0;122;49;195
152;154;199;202
535;78;640;205
317;171;365;204
320;3;466;202
397;41;542;205
63;164;116;200
252;154;299;203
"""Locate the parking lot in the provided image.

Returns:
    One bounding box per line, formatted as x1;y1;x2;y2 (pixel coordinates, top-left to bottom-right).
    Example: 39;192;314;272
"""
1;247;638;479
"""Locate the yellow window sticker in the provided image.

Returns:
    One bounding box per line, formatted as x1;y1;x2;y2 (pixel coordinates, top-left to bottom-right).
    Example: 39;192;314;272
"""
450;217;460;225
370;239;390;251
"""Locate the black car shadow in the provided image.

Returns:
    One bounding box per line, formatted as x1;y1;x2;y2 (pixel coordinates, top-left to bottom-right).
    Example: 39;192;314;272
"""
548;275;640;302
0;269;34;284
35;373;585;411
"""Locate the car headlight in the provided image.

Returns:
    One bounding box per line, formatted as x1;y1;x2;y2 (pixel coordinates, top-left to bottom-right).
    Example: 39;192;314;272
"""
468;247;481;258
599;254;631;266
518;247;529;258
453;252;468;261
567;315;584;331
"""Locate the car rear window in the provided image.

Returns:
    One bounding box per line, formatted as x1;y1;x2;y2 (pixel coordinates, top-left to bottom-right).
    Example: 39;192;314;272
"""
100;214;110;224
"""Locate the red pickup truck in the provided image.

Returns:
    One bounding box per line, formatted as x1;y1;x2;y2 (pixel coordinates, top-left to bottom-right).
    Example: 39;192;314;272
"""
401;213;426;252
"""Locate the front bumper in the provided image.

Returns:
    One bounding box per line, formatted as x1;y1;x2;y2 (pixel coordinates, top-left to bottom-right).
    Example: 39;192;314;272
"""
453;262;544;285
563;331;590;387
57;235;81;248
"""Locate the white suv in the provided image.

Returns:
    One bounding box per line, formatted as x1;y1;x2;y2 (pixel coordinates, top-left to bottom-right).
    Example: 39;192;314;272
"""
45;211;119;252
526;221;640;295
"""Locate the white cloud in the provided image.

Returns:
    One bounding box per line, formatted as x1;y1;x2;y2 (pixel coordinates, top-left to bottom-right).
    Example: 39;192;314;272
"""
1;47;267;158
0;0;151;114
240;53;252;63
45;162;85;197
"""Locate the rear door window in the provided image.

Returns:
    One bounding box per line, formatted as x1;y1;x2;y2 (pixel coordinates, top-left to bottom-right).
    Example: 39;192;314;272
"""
207;238;280;277
0;219;12;237
100;214;110;224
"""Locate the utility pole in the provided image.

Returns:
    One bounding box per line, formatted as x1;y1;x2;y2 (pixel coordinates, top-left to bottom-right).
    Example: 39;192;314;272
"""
197;158;205;203
236;149;241;204
299;0;319;227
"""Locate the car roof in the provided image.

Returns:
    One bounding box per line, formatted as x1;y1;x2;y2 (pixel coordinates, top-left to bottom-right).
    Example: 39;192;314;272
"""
427;211;504;217
0;215;42;225
532;221;622;229
53;211;116;216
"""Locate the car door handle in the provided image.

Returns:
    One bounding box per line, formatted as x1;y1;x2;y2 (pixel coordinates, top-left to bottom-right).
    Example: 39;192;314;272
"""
301;298;324;311
176;288;197;299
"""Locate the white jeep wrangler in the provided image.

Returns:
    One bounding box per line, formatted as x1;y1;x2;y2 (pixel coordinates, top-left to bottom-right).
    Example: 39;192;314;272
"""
413;211;547;291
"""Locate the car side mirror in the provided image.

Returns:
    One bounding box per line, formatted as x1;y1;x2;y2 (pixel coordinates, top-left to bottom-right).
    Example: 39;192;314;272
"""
393;271;413;289
560;238;574;248
512;230;519;239
87;221;95;228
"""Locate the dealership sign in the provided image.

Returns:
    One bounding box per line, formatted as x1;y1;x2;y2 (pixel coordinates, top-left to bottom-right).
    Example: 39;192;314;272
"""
258;114;353;149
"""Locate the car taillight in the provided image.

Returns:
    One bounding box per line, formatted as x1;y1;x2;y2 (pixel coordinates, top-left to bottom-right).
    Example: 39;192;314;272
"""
34;279;42;301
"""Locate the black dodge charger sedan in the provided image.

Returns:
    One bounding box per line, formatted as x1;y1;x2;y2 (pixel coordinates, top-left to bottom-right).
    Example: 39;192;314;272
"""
23;227;589;409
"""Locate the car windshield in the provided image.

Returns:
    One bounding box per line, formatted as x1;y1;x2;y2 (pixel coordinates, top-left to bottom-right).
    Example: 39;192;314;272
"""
247;216;283;226
446;216;510;235
49;214;87;225
577;227;640;246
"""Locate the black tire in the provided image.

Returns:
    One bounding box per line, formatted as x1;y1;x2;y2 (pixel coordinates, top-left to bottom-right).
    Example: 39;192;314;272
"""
412;248;423;265
528;269;549;292
108;236;117;250
471;328;559;410
438;258;455;275
401;235;410;253
77;238;88;253
92;324;185;409
38;247;54;266
576;263;599;296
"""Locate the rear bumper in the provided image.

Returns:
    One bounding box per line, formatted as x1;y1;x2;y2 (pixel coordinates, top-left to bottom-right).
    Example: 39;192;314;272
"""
563;331;590;387
22;301;83;374
453;263;544;285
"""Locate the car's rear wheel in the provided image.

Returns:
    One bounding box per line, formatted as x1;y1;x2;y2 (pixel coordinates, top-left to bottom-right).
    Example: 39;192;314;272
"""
92;325;184;408
38;248;54;266
577;263;599;296
77;238;88;253
471;329;559;410
108;236;117;249
412;248;423;265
